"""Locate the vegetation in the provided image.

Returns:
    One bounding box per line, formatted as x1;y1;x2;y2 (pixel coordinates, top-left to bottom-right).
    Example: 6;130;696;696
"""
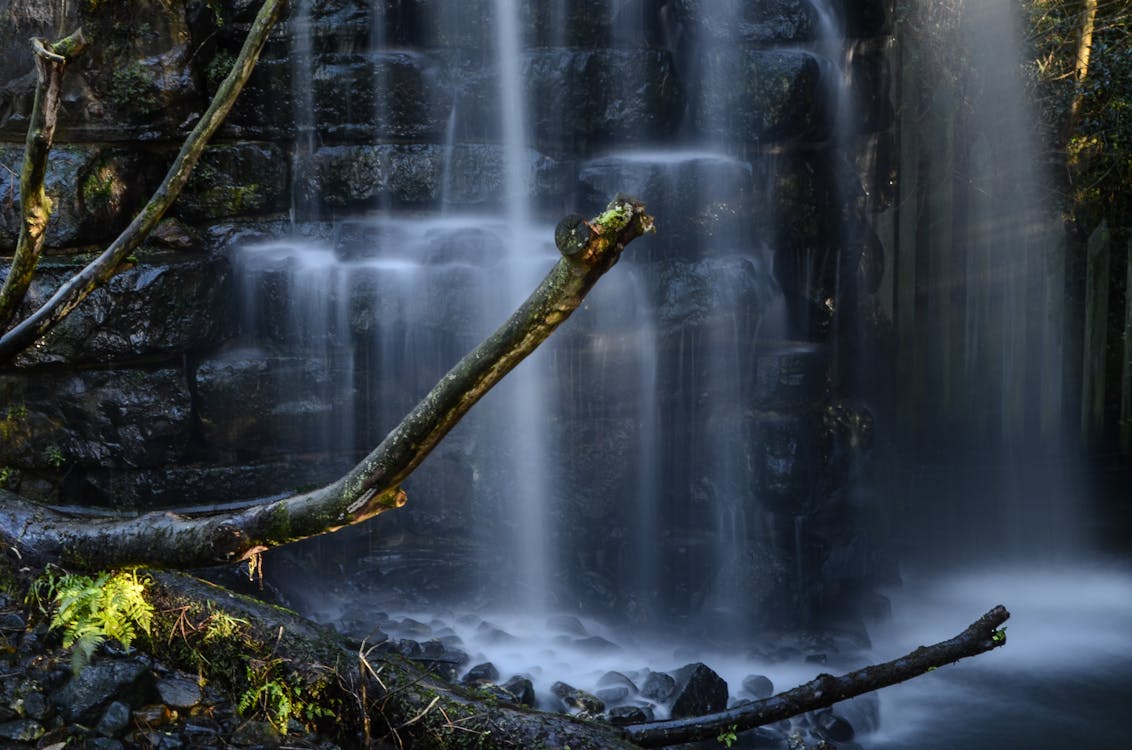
28;566;154;673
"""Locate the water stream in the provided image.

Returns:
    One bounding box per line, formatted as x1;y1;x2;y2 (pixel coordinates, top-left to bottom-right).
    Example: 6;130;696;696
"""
228;0;1132;745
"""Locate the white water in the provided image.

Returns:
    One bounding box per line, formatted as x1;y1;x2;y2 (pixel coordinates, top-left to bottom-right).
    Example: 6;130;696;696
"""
866;563;1132;749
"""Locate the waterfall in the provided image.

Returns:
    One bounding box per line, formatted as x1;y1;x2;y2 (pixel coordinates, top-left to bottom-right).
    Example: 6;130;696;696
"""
491;0;553;611
882;0;1075;562
234;0;863;638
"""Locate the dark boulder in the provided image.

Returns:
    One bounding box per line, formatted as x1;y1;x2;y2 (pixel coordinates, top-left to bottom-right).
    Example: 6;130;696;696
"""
669;662;728;718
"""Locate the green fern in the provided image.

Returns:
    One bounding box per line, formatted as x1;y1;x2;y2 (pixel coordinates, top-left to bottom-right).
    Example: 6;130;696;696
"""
30;567;154;673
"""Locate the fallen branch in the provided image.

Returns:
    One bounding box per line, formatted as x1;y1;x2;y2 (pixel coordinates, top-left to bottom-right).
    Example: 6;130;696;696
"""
621;605;1011;747
0;197;655;571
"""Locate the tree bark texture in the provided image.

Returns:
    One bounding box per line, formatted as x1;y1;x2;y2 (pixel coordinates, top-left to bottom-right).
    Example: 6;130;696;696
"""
0;197;655;572
0;29;86;330
0;0;285;363
621;605;1011;747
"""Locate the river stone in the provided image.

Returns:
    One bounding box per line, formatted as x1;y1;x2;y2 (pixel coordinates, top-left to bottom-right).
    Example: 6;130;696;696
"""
96;700;131;737
20;690;48;721
0;719;44;742
640;671;676;702
669;663;728;718
155;675;202;710
52;659;156;724
812;708;855;741
230;719;282;747
595;686;630;705
597;671;638;694
741;674;775;699
607;704;653;725
500;676;536;707
551;682;604;715
462;662;500;686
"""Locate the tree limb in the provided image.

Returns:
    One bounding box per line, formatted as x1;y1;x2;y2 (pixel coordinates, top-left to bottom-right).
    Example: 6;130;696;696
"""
0;29;87;330
621;605;1011;747
0;197;655;571
0;0;285;362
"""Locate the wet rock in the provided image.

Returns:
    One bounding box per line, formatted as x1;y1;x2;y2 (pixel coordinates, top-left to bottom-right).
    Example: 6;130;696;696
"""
0;145;163;251
607;704;653;725
9;251;233;366
20;690;49;721
730;727;791;749
304;143;566;211
155;675;202;710
741;674;775;699
597;671;638;694
86;738;126;750
500;676;536;708
194;349;356;458
52;659;156;724
0;367;193;473
693;49;824;145
811;708;854;742
640;671;676;702
673;0;818;43
175;143;289;222
0;718;44;742
545;614;588;636
312;51;451;142
551;682;604;716
523;0;613;47
524;49;684;146
574;635;623;654
462;662;499;686
595;686;630;705
96;701;131;737
230;719;282;747
669;663;728;719
474;622;517;644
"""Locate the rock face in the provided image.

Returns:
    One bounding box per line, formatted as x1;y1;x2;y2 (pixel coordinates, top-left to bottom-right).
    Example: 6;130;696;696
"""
0;0;895;626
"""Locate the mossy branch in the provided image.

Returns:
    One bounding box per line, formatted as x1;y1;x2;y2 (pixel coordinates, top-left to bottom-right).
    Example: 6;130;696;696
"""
0;0;286;362
0;29;87;330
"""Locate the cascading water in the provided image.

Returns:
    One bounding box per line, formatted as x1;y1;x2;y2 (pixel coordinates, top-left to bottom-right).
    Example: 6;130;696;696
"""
228;0;1060;739
862;1;1132;747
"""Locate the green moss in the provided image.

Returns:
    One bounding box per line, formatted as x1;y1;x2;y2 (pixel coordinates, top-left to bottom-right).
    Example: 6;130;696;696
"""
594;201;634;233
110;63;159;116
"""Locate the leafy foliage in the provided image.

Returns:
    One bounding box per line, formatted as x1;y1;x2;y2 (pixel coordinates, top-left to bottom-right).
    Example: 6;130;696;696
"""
238;657;333;733
29;567;154;673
